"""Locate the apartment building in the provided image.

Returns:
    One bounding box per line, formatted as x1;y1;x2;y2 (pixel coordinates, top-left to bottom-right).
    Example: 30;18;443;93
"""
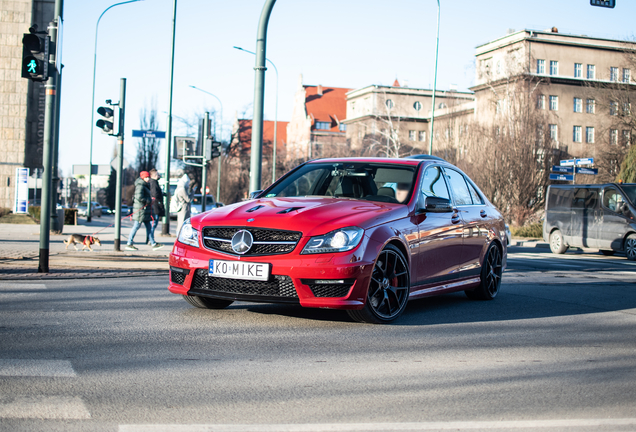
471;28;635;158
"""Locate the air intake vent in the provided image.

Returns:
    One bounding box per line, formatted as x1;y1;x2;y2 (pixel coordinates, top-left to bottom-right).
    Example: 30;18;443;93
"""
277;207;303;214
246;205;264;213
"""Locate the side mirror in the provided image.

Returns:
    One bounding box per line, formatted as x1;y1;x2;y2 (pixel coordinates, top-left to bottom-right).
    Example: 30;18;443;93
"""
248;190;263;200
420;196;453;213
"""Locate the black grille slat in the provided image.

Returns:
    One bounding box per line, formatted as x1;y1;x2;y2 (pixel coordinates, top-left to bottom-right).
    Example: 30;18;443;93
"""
192;269;297;298
202;227;301;256
171;271;186;285
309;284;353;298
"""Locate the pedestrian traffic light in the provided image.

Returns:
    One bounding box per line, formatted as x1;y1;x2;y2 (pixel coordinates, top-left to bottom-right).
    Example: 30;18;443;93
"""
205;138;222;159
96;105;115;135
21;32;49;81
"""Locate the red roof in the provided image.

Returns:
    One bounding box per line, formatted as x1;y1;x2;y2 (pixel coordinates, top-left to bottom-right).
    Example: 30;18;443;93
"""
236;119;288;153
304;85;350;133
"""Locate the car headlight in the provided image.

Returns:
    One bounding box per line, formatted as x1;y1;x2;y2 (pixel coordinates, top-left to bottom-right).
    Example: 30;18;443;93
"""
177;219;199;248
301;227;364;254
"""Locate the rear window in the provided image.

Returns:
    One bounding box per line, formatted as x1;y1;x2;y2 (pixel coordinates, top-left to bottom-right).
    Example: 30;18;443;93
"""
547;188;572;209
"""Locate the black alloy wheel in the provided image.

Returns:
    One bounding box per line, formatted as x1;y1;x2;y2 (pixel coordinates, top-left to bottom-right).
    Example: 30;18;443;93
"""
348;244;410;324
466;243;503;300
626;234;636;261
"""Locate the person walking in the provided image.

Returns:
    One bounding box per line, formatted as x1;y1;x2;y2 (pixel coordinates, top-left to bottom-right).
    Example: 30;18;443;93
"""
146;168;165;244
172;174;193;234
126;171;163;251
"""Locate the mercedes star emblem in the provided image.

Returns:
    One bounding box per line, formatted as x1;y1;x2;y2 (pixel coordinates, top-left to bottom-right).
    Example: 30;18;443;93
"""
231;230;253;254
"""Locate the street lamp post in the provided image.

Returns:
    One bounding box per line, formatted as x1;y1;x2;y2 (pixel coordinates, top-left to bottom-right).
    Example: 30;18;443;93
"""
88;0;143;223
189;85;223;201
234;46;278;185
429;0;440;156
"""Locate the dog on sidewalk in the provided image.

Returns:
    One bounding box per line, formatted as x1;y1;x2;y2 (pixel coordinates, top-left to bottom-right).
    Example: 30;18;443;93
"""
64;234;102;251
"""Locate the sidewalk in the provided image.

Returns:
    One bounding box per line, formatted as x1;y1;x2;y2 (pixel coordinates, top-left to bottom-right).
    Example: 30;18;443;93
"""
0;214;176;280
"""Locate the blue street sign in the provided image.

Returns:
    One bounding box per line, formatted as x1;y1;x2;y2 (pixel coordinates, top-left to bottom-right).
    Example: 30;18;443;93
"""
576;167;598;175
132;130;166;139
552;165;574;173
575;158;594;166
550;173;574;181
560;159;575;166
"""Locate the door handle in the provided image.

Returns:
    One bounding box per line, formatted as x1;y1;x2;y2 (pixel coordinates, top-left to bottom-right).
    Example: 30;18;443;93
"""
480;210;487;218
451;213;461;224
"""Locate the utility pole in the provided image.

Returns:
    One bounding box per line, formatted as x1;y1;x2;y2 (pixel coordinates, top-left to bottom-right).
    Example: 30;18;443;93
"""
114;78;126;251
201;112;209;213
162;0;177;236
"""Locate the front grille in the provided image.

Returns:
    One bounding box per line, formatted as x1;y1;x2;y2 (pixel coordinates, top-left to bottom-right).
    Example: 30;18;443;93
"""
308;283;353;298
192;269;297;298
202;227;302;256
170;267;190;285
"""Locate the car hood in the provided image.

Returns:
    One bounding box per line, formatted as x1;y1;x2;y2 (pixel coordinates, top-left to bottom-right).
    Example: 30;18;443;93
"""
192;197;409;237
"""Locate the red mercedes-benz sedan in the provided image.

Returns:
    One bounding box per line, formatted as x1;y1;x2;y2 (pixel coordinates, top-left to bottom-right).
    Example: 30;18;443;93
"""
168;156;507;323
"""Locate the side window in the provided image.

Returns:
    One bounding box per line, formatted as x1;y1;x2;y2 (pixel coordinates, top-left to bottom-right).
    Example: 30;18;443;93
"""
420;166;450;200
444;168;473;205
573;188;599;209
467;182;484;205
603;188;625;213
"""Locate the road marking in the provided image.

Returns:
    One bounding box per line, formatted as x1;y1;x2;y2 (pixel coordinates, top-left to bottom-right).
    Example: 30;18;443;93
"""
0;359;76;377
0;396;90;419
0;282;46;290
119;419;636;432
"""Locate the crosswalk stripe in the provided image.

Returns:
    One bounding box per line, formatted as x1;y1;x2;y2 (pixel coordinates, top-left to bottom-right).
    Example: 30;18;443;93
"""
0;359;76;377
0;283;46;290
0;396;91;419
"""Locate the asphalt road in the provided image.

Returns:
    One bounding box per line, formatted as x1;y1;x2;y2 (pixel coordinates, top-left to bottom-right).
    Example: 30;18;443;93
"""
1;248;636;432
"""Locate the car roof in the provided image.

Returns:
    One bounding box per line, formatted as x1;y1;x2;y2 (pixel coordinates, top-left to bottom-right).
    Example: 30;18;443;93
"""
307;157;421;167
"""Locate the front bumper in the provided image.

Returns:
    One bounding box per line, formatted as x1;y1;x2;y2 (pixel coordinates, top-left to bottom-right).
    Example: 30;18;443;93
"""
168;237;378;310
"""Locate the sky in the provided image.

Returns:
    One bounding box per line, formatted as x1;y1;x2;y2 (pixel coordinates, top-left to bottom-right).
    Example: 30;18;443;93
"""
58;0;636;176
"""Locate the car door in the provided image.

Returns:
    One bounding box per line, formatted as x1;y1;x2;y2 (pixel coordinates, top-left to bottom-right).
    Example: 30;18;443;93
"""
599;187;631;250
443;167;486;274
570;187;600;248
415;165;463;285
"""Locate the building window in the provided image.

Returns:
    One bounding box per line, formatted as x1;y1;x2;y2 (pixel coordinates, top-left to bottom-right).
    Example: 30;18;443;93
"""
574;63;582;78
549;124;558;141
586;99;595;114
610;67;619;82
549;95;558;111
586;127;595;144
413;101;422;111
537;94;545;109
610;101;618;116
623;103;631;116
587;64;595;79
573;97;582;113
315;121;331;130
623;130;631;146
385;99;394;109
409;130;416;141
610;129;618;145
419;131;426;142
573;126;582;143
550;60;559;76
339;123;347;132
623;68;631;83
537;59;545;74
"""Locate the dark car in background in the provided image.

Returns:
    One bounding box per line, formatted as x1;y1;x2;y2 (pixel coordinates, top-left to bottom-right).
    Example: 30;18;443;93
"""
169;156;507;324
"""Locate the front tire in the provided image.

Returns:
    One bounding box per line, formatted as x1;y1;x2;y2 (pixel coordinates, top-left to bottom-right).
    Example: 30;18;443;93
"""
347;244;410;324
182;295;233;309
625;234;636;261
549;229;568;254
465;243;502;300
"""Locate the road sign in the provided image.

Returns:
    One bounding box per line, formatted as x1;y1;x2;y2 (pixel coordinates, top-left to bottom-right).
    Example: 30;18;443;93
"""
590;0;615;8
552;165;574;173
560;159;575;166
575;158;594;166
132;130;166;139
550;174;574;181
73;164;111;176
576;167;599;175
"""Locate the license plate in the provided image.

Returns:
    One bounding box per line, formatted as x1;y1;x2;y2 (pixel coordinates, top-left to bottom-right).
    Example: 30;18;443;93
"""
209;259;270;281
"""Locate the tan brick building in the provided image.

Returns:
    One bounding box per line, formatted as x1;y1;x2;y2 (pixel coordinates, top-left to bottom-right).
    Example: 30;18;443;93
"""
0;0;53;209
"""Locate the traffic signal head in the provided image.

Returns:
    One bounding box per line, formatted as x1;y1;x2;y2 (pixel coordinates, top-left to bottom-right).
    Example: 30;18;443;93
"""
21;33;49;81
205;138;222;159
96;106;115;135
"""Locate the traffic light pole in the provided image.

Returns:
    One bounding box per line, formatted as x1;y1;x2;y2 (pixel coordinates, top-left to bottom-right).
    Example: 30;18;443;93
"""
114;78;126;251
201;112;209;213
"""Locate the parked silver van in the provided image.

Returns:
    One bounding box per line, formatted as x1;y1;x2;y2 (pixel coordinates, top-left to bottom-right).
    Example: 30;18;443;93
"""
543;183;636;260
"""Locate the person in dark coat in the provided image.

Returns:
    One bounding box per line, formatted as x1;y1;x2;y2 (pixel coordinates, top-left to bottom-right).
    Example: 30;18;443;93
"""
126;171;163;250
146;168;165;244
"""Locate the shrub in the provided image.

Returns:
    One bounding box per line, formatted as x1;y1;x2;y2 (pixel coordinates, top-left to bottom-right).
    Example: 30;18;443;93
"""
0;207;11;218
28;206;41;222
511;222;543;238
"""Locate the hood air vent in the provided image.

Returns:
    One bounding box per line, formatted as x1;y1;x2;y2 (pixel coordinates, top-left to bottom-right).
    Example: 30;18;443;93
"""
246;205;265;213
277;207;304;214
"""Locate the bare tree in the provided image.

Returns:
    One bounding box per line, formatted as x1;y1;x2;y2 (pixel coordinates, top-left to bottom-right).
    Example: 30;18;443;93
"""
136;99;162;172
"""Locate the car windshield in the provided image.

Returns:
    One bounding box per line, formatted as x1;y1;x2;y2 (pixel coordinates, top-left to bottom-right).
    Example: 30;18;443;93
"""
264;162;417;204
619;184;636;206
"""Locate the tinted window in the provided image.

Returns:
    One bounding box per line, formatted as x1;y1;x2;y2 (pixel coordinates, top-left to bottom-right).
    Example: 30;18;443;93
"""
619;185;636;206
572;188;598;209
468;182;484;205
420;166;450;200
444;168;472;205
548;188;572;209
603;188;626;212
